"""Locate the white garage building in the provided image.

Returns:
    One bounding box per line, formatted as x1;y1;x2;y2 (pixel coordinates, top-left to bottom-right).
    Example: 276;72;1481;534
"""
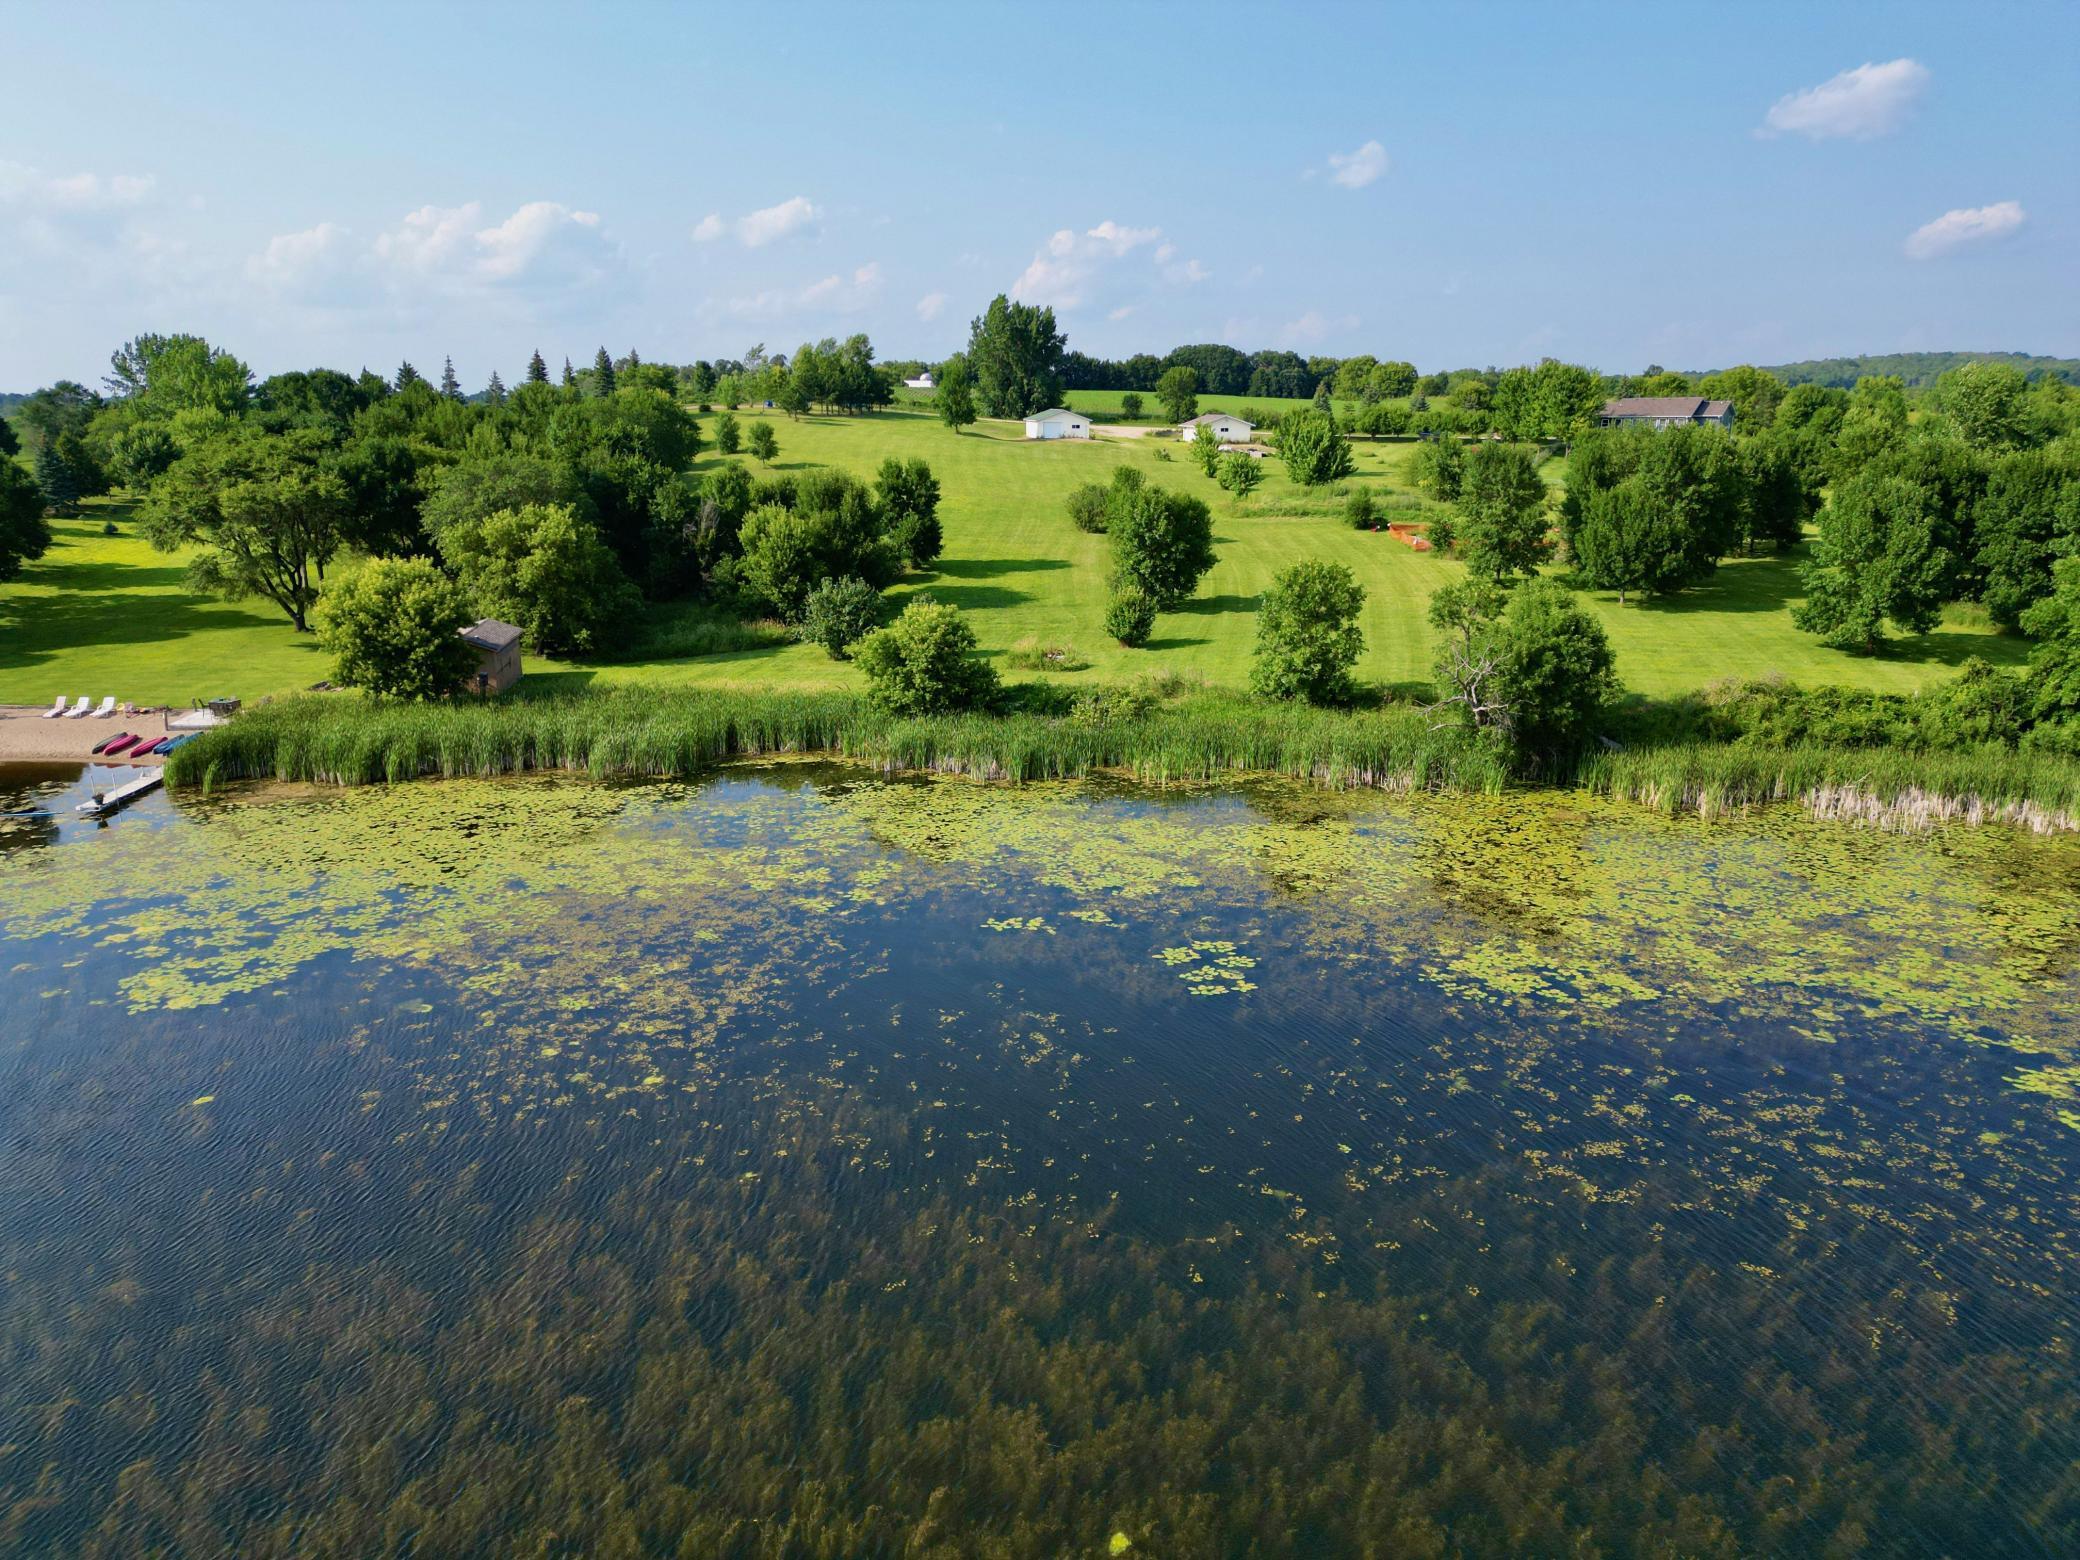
1180;412;1255;444
1023;407;1090;440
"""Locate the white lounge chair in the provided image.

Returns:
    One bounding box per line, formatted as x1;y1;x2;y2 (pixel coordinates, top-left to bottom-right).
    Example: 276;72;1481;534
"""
41;696;67;719
63;697;91;719
90;696;116;719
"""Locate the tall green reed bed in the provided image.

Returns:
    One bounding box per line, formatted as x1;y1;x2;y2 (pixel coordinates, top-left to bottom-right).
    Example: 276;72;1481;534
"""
165;687;1508;795
165;686;2080;830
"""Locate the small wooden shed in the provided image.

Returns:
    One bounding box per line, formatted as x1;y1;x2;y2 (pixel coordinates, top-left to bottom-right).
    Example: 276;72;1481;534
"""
460;619;523;695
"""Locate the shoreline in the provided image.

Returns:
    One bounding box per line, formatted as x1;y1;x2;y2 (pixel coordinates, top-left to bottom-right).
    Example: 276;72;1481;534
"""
153;689;2080;835
0;706;183;766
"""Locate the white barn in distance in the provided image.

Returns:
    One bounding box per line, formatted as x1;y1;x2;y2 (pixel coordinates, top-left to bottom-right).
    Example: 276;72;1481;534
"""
1180;412;1254;444
1023;408;1090;440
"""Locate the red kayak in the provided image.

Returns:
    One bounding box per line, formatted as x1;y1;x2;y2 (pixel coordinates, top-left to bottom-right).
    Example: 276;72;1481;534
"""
102;734;144;757
91;731;133;755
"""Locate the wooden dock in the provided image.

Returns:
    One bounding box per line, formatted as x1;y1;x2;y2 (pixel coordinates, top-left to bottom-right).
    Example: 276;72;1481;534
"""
76;771;164;817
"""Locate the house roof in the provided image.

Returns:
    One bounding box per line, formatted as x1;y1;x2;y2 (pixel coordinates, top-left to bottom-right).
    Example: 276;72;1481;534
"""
460;619;523;652
1601;396;1735;420
1183;412;1252;427
1026;407;1080;421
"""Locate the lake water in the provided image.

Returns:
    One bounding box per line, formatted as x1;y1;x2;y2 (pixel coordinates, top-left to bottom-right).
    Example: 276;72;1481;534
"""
1;761;2076;1557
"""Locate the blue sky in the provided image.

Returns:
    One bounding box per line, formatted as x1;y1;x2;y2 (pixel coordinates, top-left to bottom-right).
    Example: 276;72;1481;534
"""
2;1;2073;389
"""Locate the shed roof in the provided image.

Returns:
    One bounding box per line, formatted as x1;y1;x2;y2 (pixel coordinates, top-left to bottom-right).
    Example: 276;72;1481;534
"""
1025;407;1080;421
460;619;523;652
1183;411;1253;427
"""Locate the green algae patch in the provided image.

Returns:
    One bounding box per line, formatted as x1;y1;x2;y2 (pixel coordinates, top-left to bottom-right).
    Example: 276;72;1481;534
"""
0;768;2075;1122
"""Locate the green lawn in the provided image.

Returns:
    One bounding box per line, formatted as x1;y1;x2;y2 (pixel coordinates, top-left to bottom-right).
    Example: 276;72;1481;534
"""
0;407;2032;707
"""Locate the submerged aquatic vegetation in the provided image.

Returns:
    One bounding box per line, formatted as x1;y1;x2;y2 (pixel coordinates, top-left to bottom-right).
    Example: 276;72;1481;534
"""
0;766;2076;1555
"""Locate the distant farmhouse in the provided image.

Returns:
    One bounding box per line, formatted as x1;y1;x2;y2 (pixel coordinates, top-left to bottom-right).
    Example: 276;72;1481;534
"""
902;370;935;390
460;619;523;695
1022;407;1090;440
1598;396;1734;430
1180;412;1255;444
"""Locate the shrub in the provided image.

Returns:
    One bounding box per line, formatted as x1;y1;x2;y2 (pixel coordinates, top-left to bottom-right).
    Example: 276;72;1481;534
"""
1105;589;1157;647
1004;637;1089;671
1345;488;1377;529
314;556;478;700
1119;392;1143;421
1068;684;1158;725
437;501;639;656
714;412;741;454
1276;408;1356;487
1066;482;1110;534
852;598;1000;715
798;576;883;660
1108;484;1215;609
1251;560;1367;704
1195;425;1225;477
737;479;903;619
1495;578;1619;755
1218;452;1264;502
746;421;778;464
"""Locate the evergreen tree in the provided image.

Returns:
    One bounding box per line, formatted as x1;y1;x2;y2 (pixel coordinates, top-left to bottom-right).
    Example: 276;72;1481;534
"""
439;356;462;400
593;347;616;398
34;442;81;515
526;350;549;385
395;361;423;391
485;371;507;405
561;357;576;390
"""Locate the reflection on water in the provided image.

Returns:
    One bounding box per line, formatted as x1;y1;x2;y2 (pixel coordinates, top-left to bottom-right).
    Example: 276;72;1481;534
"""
0;763;2075;1556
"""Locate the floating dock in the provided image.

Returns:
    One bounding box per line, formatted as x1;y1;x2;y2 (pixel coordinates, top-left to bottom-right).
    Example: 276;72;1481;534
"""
76;771;164;817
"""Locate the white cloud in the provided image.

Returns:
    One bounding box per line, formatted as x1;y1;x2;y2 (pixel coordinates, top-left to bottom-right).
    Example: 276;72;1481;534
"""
916;290;948;322
1273;311;1360;349
1084;219;1162;256
692;196;820;248
1325;140;1388;189
245;221;353;294
735;195;820;247
251;199;619;304
1012;219;1173;310
0;160;155;212
0;158;195;303
722;262;882;322
1903;201;2026;260
1761;58;1929;140
1107;305;1134;322
1164;257;1210;285
1276;310;1329;346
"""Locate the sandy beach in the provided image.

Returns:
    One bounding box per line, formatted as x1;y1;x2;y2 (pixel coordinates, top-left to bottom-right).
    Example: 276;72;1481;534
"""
0;706;183;765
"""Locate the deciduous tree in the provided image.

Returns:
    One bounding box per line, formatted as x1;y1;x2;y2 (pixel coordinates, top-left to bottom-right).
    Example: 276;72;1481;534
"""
1453;443;1551;581
314;557;477;699
965;295;1066;419
1157;366;1200;424
1251;559;1366;704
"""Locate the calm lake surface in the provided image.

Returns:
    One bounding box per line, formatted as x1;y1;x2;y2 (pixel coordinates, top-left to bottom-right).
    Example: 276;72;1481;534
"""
1;761;2076;1557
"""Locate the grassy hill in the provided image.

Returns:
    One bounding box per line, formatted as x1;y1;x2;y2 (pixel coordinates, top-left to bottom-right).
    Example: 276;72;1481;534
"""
1749;351;2079;389
0;407;2030;708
